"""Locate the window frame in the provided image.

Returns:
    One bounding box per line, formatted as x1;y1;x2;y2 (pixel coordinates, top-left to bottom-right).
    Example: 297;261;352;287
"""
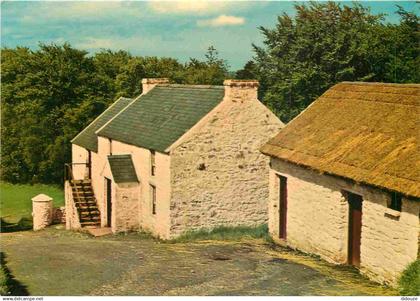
108;138;113;155
150;150;156;176
388;192;402;212
150;184;157;215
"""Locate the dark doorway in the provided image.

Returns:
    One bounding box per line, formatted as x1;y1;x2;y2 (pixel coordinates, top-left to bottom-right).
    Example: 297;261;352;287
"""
347;192;363;267
278;175;288;240
106;178;112;227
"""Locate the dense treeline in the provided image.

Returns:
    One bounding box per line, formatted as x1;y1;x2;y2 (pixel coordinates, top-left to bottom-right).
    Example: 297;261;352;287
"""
1;46;229;184
1;2;418;184
238;2;419;122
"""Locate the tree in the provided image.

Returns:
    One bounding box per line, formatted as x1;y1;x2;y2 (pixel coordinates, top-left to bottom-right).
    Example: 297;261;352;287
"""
182;46;229;85
1;44;96;183
251;1;418;122
381;7;419;83
116;56;184;97
235;60;257;79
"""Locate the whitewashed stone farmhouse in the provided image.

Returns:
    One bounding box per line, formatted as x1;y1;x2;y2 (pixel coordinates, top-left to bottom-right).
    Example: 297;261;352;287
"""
66;78;283;239
260;82;419;286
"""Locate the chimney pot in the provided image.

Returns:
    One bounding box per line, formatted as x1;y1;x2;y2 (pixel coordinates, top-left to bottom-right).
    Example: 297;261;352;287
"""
141;78;170;94
223;79;259;101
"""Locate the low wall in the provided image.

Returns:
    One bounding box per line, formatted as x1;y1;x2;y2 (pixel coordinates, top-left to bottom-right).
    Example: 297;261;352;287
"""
65;181;81;230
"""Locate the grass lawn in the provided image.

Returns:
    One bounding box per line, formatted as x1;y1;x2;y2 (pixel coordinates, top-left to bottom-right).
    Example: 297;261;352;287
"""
169;224;273;243
0;182;64;230
398;259;420;296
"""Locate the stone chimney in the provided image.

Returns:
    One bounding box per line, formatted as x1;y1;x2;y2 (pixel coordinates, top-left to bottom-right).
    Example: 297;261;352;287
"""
141;78;170;94
223;79;259;102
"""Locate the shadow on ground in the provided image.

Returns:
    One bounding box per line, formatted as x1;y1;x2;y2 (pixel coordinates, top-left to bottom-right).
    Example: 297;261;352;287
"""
0;252;29;296
0;217;32;233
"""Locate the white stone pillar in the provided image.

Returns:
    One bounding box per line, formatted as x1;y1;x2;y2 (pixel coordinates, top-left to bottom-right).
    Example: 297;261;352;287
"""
32;194;53;231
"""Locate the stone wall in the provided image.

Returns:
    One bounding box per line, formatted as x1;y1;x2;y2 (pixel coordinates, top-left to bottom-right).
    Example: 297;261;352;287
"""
52;207;65;224
268;159;349;263
268;158;420;286
169;93;283;237
113;183;140;232
361;195;419;284
65;181;81;230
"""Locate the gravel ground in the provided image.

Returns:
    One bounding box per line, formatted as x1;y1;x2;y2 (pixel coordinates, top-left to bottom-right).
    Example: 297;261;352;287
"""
0;227;397;296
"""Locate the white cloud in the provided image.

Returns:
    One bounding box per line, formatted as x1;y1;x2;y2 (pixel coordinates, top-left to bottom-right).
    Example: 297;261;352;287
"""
197;15;245;27
148;1;230;14
75;36;173;52
75;37;116;49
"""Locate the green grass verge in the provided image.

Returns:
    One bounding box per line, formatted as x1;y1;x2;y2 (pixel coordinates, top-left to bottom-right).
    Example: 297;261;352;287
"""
169;224;272;243
0;252;29;295
399;259;420;296
0;261;8;295
0;182;64;232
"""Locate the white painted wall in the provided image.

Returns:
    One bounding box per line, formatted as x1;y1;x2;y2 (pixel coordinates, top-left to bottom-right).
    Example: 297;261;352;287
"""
88;137;171;237
268;157;420;286
71;144;89;180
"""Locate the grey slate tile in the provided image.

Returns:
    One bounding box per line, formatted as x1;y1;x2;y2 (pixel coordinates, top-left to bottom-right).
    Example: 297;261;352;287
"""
108;154;138;183
97;85;224;152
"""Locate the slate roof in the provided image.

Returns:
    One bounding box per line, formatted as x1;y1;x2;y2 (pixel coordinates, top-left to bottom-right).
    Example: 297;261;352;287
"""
261;82;420;198
108;154;138;183
96;85;225;152
72;97;133;152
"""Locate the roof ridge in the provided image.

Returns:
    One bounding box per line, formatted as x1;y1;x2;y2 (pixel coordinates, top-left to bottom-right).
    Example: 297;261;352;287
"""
338;81;420;88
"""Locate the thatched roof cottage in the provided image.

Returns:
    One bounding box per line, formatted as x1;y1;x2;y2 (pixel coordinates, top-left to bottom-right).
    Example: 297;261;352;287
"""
66;78;283;239
261;82;419;286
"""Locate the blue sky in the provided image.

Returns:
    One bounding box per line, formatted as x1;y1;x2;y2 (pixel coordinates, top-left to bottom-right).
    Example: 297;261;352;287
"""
1;1;418;70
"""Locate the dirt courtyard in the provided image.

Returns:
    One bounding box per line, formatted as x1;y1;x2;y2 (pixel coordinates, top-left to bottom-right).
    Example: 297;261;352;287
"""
1;228;396;296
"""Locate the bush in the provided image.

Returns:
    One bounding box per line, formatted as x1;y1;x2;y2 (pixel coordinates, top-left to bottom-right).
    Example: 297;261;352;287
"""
0;252;29;296
169;224;271;243
399;259;420;296
0;266;8;295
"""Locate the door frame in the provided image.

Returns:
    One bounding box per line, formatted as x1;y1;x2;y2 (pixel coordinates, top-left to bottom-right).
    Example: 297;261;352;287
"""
105;177;112;227
87;151;92;179
346;191;363;267
278;175;288;240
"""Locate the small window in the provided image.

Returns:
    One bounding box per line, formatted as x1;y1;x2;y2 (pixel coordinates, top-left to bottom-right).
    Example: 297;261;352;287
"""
150;184;156;215
388;192;402;212
150;150;156;176
108;139;113;155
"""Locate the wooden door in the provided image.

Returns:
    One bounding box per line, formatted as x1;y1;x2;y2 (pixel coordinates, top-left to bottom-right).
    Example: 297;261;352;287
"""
106;178;112;227
347;192;363;267
279;176;288;240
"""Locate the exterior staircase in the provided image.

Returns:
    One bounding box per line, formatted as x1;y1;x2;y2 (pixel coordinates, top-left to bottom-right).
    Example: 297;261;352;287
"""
70;179;100;228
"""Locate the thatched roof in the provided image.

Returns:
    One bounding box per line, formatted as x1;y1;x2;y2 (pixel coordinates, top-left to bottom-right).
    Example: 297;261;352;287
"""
261;82;420;198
